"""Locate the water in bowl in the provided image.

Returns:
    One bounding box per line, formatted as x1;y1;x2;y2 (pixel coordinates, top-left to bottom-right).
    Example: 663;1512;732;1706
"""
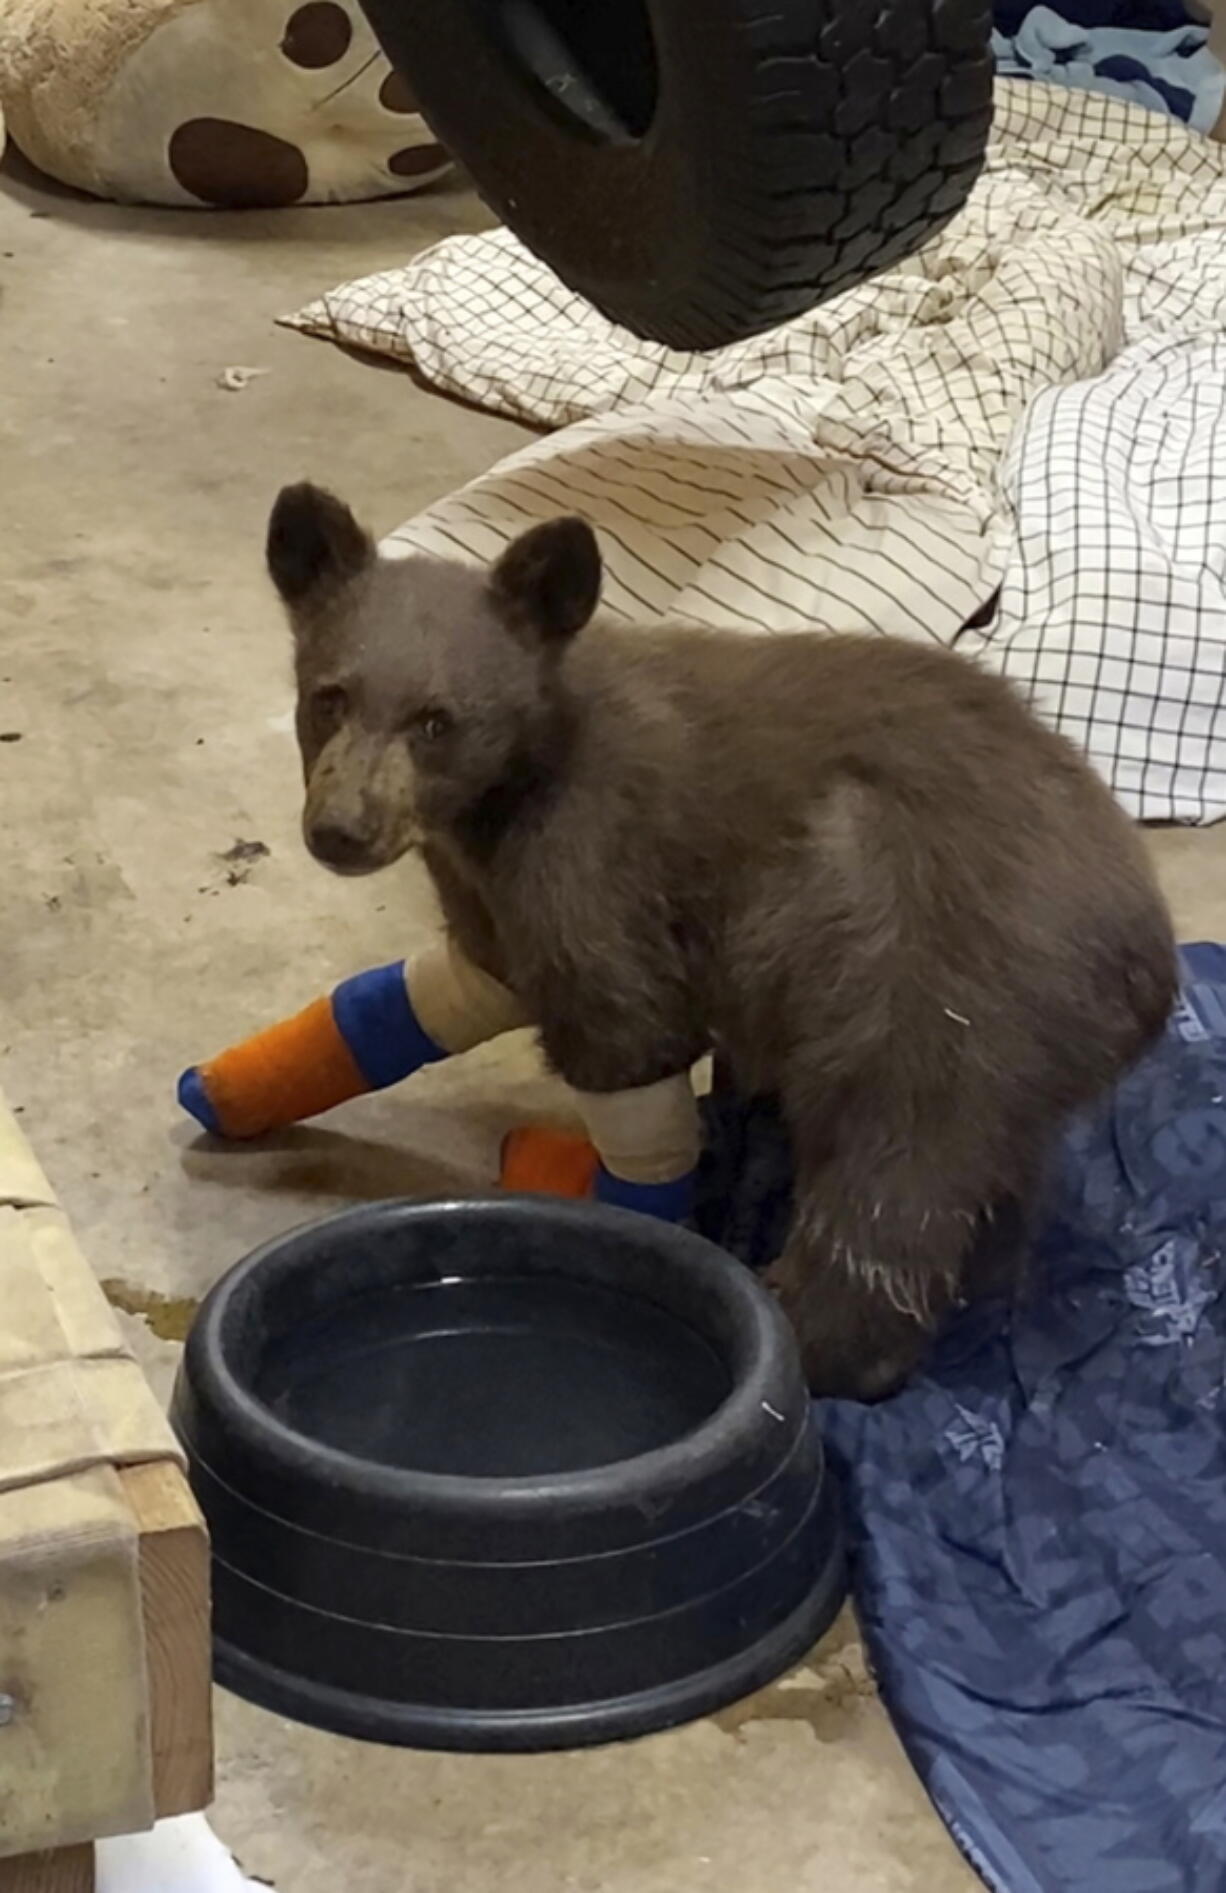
256;1274;731;1478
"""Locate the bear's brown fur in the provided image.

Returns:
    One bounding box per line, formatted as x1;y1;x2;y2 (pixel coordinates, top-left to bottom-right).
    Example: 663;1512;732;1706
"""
268;483;1177;1399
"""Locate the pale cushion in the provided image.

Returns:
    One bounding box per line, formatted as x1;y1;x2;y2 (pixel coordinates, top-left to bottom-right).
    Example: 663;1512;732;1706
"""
0;0;451;206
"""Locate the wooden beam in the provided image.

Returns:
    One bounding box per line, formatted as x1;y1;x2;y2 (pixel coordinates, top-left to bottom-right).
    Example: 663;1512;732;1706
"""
0;1845;94;1893
122;1461;213;1818
0;1469;209;1891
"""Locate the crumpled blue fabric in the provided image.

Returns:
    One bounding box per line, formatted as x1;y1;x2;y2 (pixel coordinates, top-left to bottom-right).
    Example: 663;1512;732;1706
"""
992;3;1225;133
694;945;1226;1893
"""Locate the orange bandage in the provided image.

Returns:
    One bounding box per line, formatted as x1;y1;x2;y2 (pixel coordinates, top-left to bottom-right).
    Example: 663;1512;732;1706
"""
499;1127;600;1199
182;995;369;1141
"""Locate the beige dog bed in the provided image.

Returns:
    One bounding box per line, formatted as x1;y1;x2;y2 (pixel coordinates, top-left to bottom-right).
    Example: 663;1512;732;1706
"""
0;0;450;205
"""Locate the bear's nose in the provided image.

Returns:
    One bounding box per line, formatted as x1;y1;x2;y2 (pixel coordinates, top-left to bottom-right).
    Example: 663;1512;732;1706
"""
308;821;371;873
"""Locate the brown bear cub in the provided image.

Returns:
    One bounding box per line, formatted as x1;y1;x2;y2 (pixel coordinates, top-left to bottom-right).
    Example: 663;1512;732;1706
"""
268;483;1178;1401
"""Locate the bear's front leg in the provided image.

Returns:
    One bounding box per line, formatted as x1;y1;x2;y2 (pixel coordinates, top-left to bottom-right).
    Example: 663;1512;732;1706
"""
575;1076;702;1222
530;980;706;1224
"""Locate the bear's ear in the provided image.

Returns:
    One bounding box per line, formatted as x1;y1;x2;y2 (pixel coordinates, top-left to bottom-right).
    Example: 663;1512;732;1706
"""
490;518;601;646
267;483;374;610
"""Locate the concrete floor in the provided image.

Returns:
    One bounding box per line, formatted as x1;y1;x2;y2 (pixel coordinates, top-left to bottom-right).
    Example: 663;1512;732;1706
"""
4;147;1226;1893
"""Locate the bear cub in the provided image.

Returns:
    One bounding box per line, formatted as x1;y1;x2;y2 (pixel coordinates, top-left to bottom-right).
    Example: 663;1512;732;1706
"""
268;482;1177;1400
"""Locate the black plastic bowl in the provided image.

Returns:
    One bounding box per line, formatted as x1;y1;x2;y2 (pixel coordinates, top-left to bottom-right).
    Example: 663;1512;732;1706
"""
172;1197;845;1752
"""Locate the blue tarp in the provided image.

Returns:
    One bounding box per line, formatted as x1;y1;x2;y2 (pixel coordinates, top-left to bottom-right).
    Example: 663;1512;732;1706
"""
695;945;1226;1893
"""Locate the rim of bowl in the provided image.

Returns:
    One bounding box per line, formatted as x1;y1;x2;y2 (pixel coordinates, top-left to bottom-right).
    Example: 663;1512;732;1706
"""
184;1195;806;1525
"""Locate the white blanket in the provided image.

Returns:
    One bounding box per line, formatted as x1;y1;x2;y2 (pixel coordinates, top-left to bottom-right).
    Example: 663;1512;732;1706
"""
960;332;1226;822
287;79;1226;822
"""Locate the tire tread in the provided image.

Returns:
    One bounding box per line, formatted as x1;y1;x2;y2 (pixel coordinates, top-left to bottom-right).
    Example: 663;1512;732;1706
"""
637;0;993;347
362;0;995;348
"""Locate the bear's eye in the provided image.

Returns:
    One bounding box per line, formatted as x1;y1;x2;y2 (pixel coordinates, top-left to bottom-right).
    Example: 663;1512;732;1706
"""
416;707;453;743
311;684;348;725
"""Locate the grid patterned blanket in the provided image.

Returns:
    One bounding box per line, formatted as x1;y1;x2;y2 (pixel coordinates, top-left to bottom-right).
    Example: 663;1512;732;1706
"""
287;80;1226;820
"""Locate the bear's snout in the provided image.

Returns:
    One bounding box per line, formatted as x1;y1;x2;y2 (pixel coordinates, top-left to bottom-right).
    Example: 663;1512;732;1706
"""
306;817;378;876
301;726;420;875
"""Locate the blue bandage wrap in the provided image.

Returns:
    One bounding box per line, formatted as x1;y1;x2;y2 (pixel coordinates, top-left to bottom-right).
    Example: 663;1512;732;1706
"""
177;1066;220;1135
593;1165;696;1223
330;960;446;1090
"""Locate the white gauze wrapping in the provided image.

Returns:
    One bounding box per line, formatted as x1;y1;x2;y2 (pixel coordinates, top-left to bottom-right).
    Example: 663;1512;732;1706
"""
407;940;528;1053
576;1076;701;1186
408;945;699;1185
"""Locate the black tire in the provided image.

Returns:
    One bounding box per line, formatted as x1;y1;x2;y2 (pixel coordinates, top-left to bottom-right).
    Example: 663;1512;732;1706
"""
358;0;995;350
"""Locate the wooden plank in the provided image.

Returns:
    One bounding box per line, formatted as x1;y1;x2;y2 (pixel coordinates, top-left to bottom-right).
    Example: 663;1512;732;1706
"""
0;1845;94;1893
121;1461;213;1817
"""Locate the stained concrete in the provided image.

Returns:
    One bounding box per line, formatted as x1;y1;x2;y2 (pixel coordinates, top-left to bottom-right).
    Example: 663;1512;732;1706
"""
3;144;1226;1893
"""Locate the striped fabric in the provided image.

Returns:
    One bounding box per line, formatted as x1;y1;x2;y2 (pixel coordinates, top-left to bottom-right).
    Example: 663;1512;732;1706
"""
286;79;1226;821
